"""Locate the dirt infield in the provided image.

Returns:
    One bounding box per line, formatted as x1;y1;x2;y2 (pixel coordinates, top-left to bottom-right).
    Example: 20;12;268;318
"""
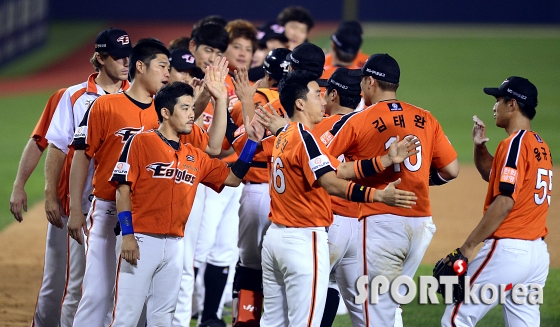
1;166;558;325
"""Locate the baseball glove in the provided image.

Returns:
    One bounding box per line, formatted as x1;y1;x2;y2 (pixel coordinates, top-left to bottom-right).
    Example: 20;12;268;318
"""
433;248;469;303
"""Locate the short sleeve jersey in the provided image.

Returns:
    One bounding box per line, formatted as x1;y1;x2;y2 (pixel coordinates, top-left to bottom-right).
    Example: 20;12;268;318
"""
261;122;340;227
324;51;369;70
110;131;230;237
71;93;209;201
31;88;67;150
486;130;552;240
312;115;360;218
322;101;457;218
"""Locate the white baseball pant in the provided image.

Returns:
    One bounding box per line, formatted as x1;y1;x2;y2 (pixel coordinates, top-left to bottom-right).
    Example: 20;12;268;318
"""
442;238;549;327
173;183;206;326
328;214;364;327
110;233;184;327
261;223;330;327
358;214;436;327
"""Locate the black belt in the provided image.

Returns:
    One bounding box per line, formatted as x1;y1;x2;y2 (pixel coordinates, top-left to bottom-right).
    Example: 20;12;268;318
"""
250;161;267;168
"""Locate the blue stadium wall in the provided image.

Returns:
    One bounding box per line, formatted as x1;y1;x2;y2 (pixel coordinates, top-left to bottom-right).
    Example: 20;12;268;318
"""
49;0;560;24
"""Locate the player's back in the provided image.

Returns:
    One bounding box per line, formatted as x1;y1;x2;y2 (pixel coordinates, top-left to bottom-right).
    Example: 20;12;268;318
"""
265;122;336;227
487;130;552;240
324;100;457;217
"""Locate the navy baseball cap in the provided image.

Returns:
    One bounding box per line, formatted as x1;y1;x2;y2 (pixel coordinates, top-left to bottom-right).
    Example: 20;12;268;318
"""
349;53;400;84
169;49;197;71
287;42;325;77
331;25;362;55
94;28;132;59
257;21;289;48
327;67;362;96
483;76;538;107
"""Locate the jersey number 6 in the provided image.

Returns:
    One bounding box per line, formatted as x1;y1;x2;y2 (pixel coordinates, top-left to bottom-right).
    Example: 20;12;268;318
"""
272;157;286;194
384;135;422;173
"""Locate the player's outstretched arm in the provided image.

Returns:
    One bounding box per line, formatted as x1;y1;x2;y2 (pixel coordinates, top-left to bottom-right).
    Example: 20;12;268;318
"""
318;172;417;208
116;183;140;266
193;78;210;121
336;135;420;180
44;144;67;229
205;57;229;156
254;106;289;136
10;138;45;222
68;150;90;245
232;66;261;125
472;115;493;182
429;159;459;186
223;114;265;186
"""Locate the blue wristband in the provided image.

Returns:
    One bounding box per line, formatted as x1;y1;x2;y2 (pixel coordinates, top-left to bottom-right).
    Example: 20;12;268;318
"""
239;139;257;163
118;211;134;236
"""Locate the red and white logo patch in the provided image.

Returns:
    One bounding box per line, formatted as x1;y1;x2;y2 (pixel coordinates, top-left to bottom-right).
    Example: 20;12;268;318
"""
182;54;195;63
500;167;518;184
116;35;130;45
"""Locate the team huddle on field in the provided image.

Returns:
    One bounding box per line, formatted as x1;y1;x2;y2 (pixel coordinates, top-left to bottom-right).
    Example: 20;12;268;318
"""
9;5;552;327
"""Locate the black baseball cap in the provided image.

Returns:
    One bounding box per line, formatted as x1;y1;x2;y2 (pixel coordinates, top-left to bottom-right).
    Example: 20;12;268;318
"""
483;76;538;107
169;49;197;71
287;42;325;77
94;28;132;59
257;21;289;48
331;26;362;55
327;67;362;96
349;53;400;84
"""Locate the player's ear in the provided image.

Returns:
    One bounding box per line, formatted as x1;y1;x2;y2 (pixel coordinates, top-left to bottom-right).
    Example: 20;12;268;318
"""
161;107;171;120
189;40;197;53
135;59;145;75
295;98;305;112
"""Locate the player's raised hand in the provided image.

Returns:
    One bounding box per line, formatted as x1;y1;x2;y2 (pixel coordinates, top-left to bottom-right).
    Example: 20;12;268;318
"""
232;66;261;103
255;104;289;134
190;77;205;101
205;57;228;102
388;135;421;164
9;186;27;222
246;114;266;143
121;234;140;266
374;178;417;208
68;209;88;245
45;193;65;229
472;115;489;146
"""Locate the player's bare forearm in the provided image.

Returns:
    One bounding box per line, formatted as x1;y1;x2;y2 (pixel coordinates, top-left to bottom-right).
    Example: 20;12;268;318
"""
44;144;67;228
436;159;460;182
10;138;44;221
116;184;132;213
460;195;513;258
193;88;211;120
206;98;228;156
68;150;90;215
474;144;493;182
223;171;243;187
318;171;349;198
241;98;256;127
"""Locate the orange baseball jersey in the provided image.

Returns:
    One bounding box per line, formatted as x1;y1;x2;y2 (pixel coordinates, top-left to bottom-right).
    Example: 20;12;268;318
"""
71;93;209;201
324;51;369;70
30;88;67;210
321;63;360;80
261;122;340;227
31;88;67;150
110;130;230;237
312;115;360;218
322;100;457;218
486;130;552;240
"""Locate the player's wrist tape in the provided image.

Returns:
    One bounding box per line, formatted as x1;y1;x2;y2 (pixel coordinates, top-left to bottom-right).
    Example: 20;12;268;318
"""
429;167;450;186
345;182;376;203
232;139;257;179
118;211;134;236
354;157;385;179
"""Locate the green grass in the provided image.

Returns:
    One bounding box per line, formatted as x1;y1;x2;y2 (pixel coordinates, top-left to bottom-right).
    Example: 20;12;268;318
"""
0;21;106;77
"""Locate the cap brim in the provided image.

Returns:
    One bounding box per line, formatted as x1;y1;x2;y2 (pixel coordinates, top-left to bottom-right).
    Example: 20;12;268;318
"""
348;69;363;77
108;48;132;59
317;79;329;87
483;87;505;97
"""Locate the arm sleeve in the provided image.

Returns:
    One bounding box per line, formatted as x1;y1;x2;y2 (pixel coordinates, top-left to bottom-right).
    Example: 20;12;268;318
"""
31;88;66;150
298;128;339;186
70;98;104;157
45;88;77;154
109;134;140;190
195;147;231;193
495;132;528;201
323;111;360;157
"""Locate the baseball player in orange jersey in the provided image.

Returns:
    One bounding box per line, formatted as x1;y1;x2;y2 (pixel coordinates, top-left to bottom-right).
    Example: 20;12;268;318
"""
9;88;67;327
324;21;369;70
311;67;364;327
442;77;551;327
43;28;132;326
321;54;459;327
238;70;418;327
320;21;363;80
108;82;265;326
68;39;228;326
223;49;291;327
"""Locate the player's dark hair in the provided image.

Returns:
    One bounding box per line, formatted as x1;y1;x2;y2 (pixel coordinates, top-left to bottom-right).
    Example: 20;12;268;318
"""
333;46;357;64
90;52;109;72
193;15;228;30
154;82;194;123
129;38;170;81
225;19;258;54
504;96;536;120
277;6;315;30
168;37;191;51
376;79;399;92
326;85;361;109
279;70;317;118
191;24;229;53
